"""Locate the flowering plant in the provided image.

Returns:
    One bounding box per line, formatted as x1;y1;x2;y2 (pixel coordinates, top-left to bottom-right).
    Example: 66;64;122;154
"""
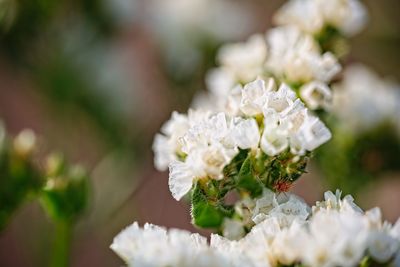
112;0;400;266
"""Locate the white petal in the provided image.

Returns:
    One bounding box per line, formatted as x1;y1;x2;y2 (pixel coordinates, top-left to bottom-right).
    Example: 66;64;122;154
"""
169;160;194;201
232;118;260;149
152;134;174;171
240;78;268;116
300;81;333;110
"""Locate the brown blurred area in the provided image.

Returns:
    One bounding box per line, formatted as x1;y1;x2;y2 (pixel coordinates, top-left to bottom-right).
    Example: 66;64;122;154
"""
0;0;400;266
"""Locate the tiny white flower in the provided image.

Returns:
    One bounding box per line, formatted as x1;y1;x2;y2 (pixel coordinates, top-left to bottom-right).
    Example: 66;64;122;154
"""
260;120;290;156
290;113;332;154
368;231;399;263
300;81;333;110
252;189;279;224
222;218;245;240
217;34;268;83
230;118;261;150
333;64;400;134
274;0;368;37
206;67;236;98
240;78;275;116
266;26;341;84
264;83;297;114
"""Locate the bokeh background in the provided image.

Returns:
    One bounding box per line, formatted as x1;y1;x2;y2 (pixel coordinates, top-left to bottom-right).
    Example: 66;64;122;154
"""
0;0;399;266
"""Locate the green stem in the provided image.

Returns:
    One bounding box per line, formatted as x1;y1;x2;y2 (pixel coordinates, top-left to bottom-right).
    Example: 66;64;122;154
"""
50;220;72;267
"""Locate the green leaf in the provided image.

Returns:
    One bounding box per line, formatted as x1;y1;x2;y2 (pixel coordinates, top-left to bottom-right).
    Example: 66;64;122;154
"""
236;155;263;197
223;149;249;179
191;181;232;228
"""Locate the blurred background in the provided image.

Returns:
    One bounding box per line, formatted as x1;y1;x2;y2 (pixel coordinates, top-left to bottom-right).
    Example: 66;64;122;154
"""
0;0;399;266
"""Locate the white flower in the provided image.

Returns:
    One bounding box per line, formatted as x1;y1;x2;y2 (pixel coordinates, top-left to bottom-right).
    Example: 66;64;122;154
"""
313;190;363;214
252;189;279;224
240;78;276;116
332;64;400;134
153;110;210;171
252;189;310;227
271;221;307;265
13;129;37;157
265;26;341;83
217;34;268;83
168;113;240;200
290;113;332;154
269;195;310;228
309;211;368;267
222;218;245;241
206;68;236;98
230;118;261;150
300;81;333;110
260;112;290;156
368;231;399;263
274;0;368;37
111;222;236;267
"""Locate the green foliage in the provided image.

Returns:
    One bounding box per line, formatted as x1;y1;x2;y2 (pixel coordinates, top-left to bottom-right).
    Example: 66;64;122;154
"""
316;121;400;195
0;133;43;230
191;149;310;230
40;154;89;223
235;155;263;197
191;181;233;228
315;25;349;58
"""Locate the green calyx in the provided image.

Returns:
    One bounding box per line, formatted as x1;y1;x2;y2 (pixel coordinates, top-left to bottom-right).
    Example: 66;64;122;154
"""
190;149;309;230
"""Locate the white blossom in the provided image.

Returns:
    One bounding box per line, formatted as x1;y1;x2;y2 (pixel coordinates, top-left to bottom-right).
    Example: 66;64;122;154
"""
111;222;234;267
217;34;268;83
274;0;368;37
153;110;210;171
265;26;341;84
240;78;276;116
300;81;333;110
230;118;261;150
252;189;310;227
332;64;400;134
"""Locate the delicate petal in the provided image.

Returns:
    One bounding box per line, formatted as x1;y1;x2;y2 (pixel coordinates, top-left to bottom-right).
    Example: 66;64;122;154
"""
231;118;260;149
169;160;194;200
300;81;333;110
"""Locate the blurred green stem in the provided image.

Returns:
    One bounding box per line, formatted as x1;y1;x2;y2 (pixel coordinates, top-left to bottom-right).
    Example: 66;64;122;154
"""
51;220;72;267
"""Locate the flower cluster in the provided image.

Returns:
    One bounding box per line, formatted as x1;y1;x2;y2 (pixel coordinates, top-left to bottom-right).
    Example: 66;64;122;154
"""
152;0;370;234
274;0;368;37
155;78;331;201
197;25;341;114
112;191;400;267
111;0;400;266
332;64;400;135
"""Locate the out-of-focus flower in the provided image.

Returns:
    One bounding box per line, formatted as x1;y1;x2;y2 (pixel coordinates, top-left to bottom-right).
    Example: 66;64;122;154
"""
274;0;368;37
111;222;252;267
113;192;400;267
332;64;400;135
217;34;268;83
266;26;341;84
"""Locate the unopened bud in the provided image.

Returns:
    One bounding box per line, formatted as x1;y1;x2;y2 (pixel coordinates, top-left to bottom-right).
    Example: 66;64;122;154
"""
13;129;36;158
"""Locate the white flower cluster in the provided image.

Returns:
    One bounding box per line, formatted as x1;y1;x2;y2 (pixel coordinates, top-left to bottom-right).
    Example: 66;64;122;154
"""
332;64;400;135
274;0;368;37
192;0;369;115
112;191;400;267
199;25;341;113
110;222;256;267
154;77;331;200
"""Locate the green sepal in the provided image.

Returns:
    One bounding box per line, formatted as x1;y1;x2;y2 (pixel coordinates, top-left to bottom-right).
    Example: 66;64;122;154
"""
236;155;263;197
222;148;249;180
191;181;233;229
